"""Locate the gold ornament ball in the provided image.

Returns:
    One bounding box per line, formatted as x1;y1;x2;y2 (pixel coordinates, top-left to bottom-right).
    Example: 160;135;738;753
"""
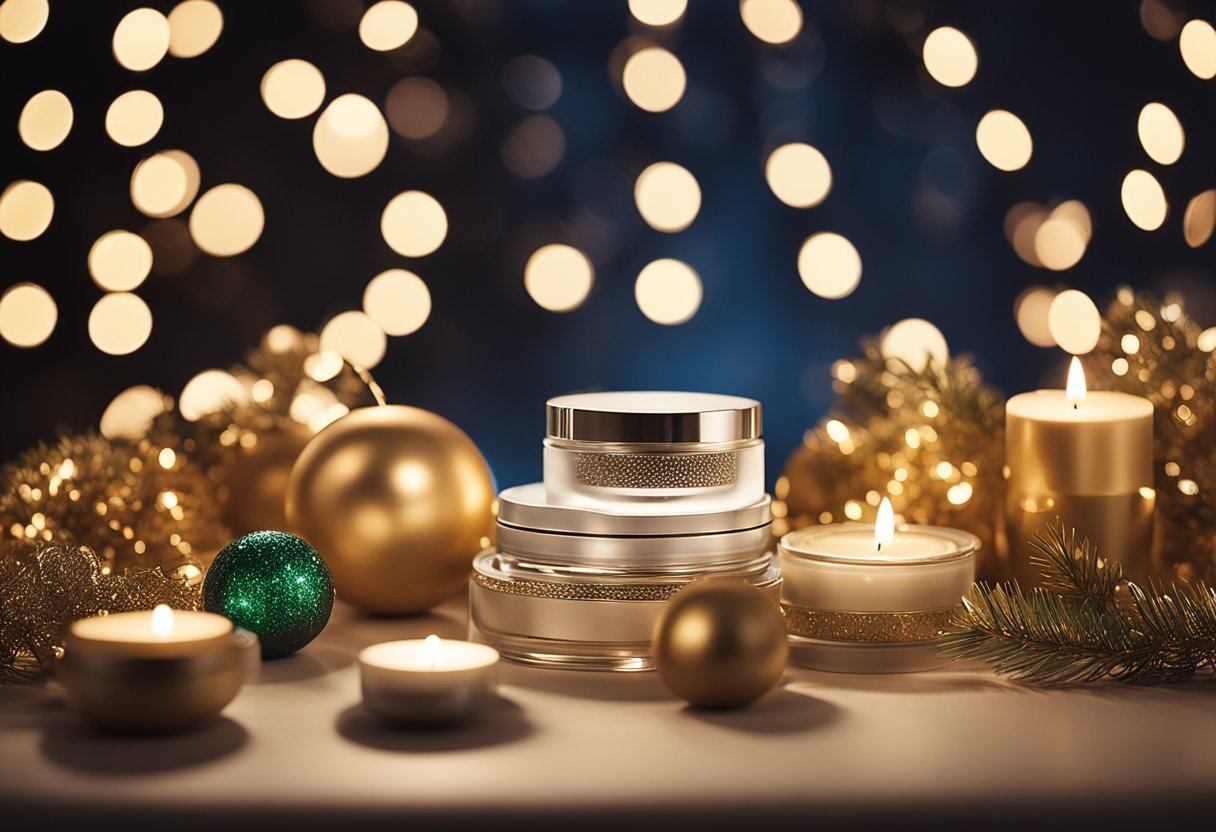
652;579;789;710
220;421;312;536
285;405;495;615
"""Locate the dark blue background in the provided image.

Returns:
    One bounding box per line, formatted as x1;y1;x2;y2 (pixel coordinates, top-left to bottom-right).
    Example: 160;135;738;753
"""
2;1;1214;490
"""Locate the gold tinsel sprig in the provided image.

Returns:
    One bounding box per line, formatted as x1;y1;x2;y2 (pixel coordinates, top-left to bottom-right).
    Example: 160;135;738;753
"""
0;541;198;682
1088;287;1216;582
0;432;222;576
775;342;1008;579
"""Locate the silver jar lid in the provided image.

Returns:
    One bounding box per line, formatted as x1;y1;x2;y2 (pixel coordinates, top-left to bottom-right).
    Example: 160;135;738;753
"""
546;391;761;443
497;483;772;536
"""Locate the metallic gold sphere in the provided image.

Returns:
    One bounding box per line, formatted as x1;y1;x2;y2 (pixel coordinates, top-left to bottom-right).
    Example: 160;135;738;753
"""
220;421;312;536
285;405;495;615
652;579;788;709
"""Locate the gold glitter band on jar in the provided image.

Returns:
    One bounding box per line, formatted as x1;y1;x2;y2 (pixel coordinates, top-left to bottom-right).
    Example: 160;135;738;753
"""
780;602;961;643
572;450;738;489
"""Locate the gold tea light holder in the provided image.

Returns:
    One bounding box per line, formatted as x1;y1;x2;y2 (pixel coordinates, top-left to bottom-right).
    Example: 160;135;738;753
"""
57;605;258;734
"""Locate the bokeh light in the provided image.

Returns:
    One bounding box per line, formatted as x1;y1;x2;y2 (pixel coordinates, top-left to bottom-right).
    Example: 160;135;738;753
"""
1137;102;1184;165
386;76;447;139
18;90;72;151
0;0;48;43
381;190;447;257
524;244;594;312
501;115;565;178
113;8;171;72
88;293;153;356
180;369;248;421
975;110;1033;171
188;184;264;256
502;56;562;110
100;385;166;440
1005;202;1047;267
167;0;223;58
1183;189;1216;248
1121;169;1168;231
88;230;153;292
1034;217;1087;271
622;47;686;112
635;259;702;325
0;180;53;241
1179;19;1216;79
0;283;56;347
1048;289;1101;355
105;90;163;147
359;1;418;52
1051;200;1093;241
1014;285;1058;347
797;232;862;299
881;318;948;371
922;26;978;87
261;59;326;119
319;311;387;369
634;161;701;232
765;143;831;208
131;150;200;218
312;93;390;178
629;0;686;27
362;269;432;335
739;0;803;46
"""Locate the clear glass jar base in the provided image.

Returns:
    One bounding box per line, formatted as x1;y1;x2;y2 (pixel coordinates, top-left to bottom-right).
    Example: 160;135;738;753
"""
787;634;950;674
469;625;655;672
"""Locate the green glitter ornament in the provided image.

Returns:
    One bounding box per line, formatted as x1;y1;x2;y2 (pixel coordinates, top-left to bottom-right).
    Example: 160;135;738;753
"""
203;530;334;659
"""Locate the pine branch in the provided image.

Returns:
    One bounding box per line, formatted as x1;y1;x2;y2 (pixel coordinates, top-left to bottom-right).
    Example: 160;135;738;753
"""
940;519;1216;685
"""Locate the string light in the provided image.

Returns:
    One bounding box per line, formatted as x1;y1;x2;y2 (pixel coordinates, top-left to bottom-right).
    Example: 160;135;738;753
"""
765;143;831;208
0;180;53;241
363;269;432;335
359;1;418;52
112;8;170;72
635;259;702;325
524;245;594;312
381;191;447;257
88;293;153;356
622;47;685;112
88;231;153;292
1137;102;1184;165
188;184;264;256
922;26;978;87
0;0;49;43
975;110;1033;171
739;0;803;45
166;0;223;58
18;90;72;151
1121;169;1168;231
634;162;701;232
105;90;163;147
798;232;861;299
261;59;326;119
0;283;56;348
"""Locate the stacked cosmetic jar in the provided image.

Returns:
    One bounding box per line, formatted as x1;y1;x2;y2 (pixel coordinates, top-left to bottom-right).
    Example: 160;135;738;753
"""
469;391;781;671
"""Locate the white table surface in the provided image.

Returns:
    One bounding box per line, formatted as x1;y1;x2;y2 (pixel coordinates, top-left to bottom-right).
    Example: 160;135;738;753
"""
3;591;1214;831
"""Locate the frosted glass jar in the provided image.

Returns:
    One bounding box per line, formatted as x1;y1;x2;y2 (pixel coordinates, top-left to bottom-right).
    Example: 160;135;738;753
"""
469;549;782;671
543;391;764;513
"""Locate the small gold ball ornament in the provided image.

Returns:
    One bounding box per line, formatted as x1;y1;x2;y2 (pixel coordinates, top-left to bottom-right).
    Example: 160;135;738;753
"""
285;405;495;615
652;579;788;709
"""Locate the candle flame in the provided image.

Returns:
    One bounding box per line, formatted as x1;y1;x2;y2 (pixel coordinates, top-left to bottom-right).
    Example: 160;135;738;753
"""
152;604;174;638
424;633;442;669
875;497;895;552
1066;356;1087;410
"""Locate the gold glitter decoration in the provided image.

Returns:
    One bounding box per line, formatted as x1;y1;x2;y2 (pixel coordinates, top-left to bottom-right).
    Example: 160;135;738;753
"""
1087;289;1216;583
776;342;1008;579
781;602;959;643
572;450;738;489
473;571;686;602
0;432;222;576
0;541;198;681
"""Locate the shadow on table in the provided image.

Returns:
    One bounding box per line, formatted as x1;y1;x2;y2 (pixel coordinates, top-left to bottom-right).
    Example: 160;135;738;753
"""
681;685;841;735
335;695;532;752
41;716;248;775
497;662;675;701
251;645;354;685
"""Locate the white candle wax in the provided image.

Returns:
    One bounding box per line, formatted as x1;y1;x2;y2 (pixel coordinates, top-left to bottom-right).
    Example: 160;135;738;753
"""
359;636;499;726
69;607;234;659
779;524;976;612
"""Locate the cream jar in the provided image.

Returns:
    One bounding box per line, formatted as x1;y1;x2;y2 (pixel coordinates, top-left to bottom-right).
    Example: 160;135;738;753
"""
470;549;782;672
496;483;772;572
543;391;764;513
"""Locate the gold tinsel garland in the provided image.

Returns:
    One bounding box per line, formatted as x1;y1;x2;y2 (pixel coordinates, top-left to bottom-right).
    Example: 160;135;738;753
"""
776;288;1216;583
0;327;379;680
0;542;198;682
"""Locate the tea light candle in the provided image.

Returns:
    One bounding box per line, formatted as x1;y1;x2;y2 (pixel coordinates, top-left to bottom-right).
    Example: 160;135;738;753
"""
59;605;248;733
1006;357;1155;583
779;499;978;673
359;635;499;727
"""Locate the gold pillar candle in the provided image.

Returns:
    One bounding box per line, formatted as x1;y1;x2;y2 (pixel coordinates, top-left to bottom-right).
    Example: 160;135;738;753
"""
58;605;250;734
1005;358;1155;584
